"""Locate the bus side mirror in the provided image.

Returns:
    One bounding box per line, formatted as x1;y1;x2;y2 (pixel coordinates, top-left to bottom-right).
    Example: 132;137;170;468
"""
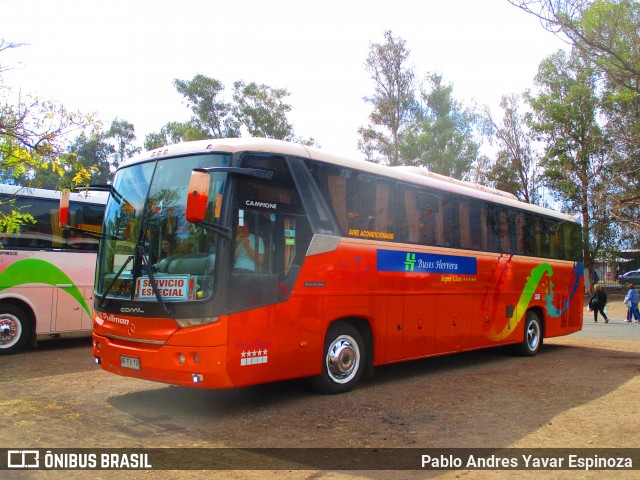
59;190;70;228
186;170;211;223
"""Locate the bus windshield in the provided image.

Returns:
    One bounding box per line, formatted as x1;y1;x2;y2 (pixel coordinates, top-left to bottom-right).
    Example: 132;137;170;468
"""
96;153;229;303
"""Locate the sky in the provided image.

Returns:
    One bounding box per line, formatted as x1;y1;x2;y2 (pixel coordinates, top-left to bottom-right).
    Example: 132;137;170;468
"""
1;0;567;161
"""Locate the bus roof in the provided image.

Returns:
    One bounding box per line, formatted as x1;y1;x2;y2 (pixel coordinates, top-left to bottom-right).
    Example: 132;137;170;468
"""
121;138;579;224
0;184;108;205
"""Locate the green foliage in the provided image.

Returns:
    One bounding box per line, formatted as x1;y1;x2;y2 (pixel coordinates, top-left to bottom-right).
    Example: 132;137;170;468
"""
0;196;34;241
232;81;294;140
144;121;210;150
359;32;478;178
0;39;100;237
0;90;97;190
108;118;141;165
478;94;541;204
527;47;613;286
358;30;416;166
509;1;640;93
146;75;315;148
400;74;479;179
174;74;240;139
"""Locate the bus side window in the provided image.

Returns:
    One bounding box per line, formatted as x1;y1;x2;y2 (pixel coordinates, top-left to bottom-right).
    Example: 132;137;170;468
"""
459;199;483;250
436;193;459;248
486;204;501;253
499;209;510;252
326;172;349;233
513;212;526;255
417;192;437;246
480;204;489;251
399;188;419;243
315;164;394;240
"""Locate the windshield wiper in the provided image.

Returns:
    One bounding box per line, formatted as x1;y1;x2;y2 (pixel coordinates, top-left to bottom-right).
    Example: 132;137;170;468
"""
137;245;172;315
98;255;133;308
61;225;125;241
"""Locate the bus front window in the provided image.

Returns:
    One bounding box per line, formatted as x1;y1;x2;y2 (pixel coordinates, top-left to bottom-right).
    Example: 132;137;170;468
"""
96;153;229;303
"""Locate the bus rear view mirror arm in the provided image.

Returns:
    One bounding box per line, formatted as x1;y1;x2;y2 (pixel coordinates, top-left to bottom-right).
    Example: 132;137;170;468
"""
192;221;232;240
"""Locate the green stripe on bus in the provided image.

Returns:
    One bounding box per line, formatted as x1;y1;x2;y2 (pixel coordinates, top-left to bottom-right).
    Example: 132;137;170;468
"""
0;258;91;315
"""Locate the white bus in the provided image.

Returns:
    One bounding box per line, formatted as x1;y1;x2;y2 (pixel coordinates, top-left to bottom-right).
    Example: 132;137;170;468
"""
0;185;107;354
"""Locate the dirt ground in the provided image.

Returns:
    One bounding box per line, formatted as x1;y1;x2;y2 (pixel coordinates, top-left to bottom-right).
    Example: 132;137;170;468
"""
1;292;639;480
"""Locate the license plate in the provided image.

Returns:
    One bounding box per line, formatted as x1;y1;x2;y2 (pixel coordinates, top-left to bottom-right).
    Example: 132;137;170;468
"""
120;355;140;370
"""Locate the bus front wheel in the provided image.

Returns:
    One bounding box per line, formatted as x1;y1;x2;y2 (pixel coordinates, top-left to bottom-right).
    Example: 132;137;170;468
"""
0;305;31;355
518;311;542;356
311;322;365;394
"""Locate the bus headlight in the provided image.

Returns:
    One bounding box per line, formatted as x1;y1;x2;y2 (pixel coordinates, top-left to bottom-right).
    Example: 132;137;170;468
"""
175;317;219;328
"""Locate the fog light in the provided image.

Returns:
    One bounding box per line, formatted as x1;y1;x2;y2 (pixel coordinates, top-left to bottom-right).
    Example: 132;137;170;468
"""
94;357;101;365
178;354;186;364
192;373;204;383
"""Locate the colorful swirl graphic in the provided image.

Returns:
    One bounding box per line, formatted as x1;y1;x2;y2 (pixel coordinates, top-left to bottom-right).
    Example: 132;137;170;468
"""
491;262;584;340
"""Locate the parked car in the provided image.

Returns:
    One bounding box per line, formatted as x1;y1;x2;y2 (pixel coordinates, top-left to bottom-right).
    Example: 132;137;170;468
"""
618;269;640;285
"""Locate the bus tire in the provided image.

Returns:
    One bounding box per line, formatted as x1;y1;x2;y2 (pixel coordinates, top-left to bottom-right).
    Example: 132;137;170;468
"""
311;322;365;394
0;304;31;355
518;310;542;357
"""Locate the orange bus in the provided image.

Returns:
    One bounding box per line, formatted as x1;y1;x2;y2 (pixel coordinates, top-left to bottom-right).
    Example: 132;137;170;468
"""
86;138;583;393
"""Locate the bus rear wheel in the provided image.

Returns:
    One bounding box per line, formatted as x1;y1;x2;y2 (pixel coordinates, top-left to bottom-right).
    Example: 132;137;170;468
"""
518;311;542;356
311;322;365;394
0;305;31;355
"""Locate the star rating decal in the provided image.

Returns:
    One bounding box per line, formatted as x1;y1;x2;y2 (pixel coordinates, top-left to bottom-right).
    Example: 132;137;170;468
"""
240;348;269;366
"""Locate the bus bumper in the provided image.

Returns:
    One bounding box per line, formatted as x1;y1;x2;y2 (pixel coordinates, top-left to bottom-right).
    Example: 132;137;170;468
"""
92;333;233;389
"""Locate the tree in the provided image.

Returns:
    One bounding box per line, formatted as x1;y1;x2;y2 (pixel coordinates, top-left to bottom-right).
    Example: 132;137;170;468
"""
1;39;98;236
358;30;416;165
479;94;542;203
400;74;478;179
509;0;640;94
147;75;317;148
107;118;141;167
144;121;209;150
0;39;24;75
527;48;611;290
69;131;114;186
0;89;96;190
232;81;294;140
174;74;240;139
510;0;640;257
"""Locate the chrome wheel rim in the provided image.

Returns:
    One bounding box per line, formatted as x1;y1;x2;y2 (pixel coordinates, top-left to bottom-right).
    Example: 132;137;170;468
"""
0;314;21;349
326;334;360;384
526;319;540;352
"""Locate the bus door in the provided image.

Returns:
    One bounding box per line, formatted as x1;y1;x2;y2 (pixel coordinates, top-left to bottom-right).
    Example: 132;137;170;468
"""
225;154;315;384
229;207;278;310
54;286;91;332
227;154;311;313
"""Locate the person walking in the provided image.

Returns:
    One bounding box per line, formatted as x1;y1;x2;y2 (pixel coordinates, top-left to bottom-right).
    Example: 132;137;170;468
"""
623;284;640;323
588;284;609;323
